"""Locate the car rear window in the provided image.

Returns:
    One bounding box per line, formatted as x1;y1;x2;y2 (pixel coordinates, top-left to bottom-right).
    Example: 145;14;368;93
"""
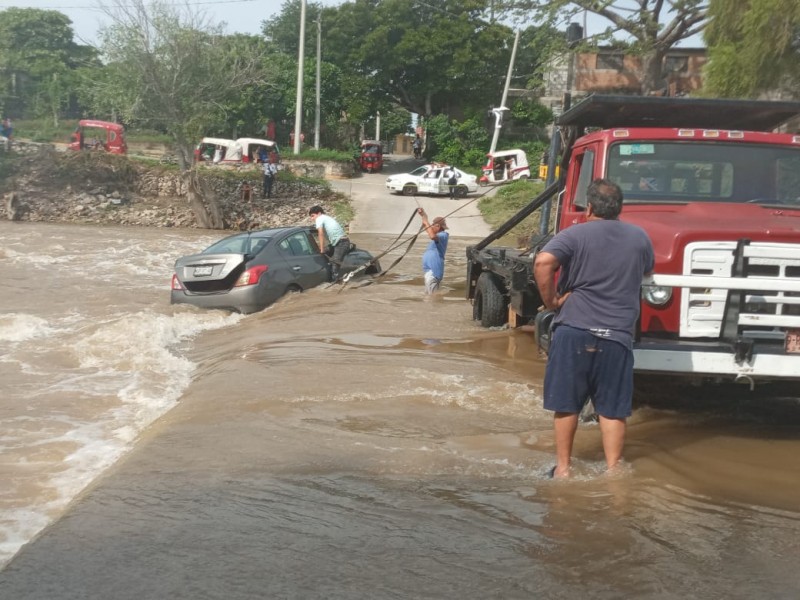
203;234;272;255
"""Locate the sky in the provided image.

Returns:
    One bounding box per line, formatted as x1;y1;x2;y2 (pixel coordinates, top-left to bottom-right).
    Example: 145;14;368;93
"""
0;0;702;48
0;0;334;45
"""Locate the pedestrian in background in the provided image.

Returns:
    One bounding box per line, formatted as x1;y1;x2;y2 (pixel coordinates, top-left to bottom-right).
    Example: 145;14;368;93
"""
417;208;449;294
444;165;459;199
534;178;654;478
309;205;350;282
262;161;277;199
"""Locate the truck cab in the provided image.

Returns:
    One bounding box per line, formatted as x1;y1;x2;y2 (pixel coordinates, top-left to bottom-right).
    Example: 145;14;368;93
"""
467;95;800;385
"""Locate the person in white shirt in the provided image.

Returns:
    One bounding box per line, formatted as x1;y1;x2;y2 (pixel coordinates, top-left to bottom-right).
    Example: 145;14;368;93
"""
308;205;350;282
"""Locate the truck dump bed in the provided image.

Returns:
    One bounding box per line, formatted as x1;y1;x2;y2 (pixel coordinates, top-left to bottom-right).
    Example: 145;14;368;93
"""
557;94;800;132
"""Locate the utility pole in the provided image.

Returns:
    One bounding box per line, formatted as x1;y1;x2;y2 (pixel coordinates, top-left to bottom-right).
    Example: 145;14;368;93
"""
489;29;519;155
375;111;380;141
314;13;321;150
293;0;307;155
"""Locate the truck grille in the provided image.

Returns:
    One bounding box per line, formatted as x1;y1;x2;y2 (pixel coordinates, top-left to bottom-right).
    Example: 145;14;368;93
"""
681;241;800;339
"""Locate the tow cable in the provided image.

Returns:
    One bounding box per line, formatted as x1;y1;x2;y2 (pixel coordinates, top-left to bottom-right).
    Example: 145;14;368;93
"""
333;185;497;292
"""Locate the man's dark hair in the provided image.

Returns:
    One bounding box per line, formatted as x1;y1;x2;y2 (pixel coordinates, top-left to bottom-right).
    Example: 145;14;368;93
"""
587;178;623;219
308;205;324;216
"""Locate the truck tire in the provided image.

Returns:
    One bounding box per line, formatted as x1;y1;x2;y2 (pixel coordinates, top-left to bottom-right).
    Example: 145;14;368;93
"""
473;272;507;328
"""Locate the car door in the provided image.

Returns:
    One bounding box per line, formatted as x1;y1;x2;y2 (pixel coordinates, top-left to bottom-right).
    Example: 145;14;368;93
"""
419;168;442;194
275;230;330;289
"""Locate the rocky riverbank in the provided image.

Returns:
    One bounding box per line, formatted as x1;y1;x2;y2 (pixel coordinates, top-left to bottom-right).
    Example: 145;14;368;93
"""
0;142;351;230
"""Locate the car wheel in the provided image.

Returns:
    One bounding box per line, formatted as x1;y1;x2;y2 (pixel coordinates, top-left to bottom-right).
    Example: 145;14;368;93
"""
518;174;529;181
455;185;468;198
473;272;507;328
285;284;302;295
402;184;417;196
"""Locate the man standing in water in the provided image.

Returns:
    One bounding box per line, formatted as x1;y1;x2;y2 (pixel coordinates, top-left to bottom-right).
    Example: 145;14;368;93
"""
309;205;350;282
533;179;654;478
417;207;449;294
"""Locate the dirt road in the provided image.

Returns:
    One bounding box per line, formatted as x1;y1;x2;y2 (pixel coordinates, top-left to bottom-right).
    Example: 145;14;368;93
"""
329;154;494;238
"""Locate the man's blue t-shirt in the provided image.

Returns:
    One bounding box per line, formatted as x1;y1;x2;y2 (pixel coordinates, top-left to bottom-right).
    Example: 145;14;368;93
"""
541;219;654;348
422;231;449;280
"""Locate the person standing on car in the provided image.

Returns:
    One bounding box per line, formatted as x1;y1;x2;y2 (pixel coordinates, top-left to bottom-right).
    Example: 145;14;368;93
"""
309;205;350;282
417;208;449;294
444;165;459;199
533;179;654;478
262;161;277;199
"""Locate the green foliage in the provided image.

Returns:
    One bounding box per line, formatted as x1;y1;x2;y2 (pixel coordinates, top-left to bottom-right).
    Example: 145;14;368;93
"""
0;8;98;121
477;178;550;244
704;0;800;97
424;114;490;170
88;0;271;170
283;148;355;162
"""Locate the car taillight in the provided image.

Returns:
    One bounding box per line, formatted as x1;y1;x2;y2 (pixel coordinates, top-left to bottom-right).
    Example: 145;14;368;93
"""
171;274;183;290
234;265;268;287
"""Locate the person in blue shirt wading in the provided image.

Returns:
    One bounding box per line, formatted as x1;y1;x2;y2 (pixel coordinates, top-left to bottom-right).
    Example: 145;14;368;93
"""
309;205;350;282
417;208;449;294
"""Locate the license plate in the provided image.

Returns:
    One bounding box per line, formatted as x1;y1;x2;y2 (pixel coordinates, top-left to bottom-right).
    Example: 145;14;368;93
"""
193;265;213;277
786;329;800;353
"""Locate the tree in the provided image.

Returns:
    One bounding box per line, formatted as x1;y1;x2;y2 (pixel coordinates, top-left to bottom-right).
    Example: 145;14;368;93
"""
502;1;709;94
0;8;97;122
264;0;517;119
704;0;800;97
92;0;271;227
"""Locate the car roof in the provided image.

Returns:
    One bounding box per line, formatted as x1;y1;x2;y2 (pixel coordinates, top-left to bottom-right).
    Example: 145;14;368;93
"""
225;226;308;238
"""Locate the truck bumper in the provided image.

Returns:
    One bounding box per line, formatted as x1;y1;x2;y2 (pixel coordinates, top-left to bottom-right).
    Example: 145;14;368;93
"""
633;338;800;382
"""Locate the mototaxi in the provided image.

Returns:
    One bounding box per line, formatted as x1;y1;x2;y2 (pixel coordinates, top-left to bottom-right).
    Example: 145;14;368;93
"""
68;120;127;154
479;149;531;185
359;140;383;173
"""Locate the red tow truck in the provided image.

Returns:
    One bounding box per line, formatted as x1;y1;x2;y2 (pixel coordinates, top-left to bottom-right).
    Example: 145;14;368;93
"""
467;95;800;387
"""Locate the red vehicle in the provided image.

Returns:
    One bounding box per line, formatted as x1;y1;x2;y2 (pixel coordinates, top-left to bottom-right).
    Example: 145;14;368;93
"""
467;94;800;386
359;140;383;173
68;120;127;154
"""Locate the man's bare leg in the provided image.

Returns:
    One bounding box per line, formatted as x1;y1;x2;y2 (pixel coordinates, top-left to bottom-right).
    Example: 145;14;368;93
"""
598;416;626;471
553;412;579;477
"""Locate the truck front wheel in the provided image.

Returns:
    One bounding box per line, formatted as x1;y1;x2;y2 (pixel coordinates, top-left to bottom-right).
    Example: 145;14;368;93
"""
473;272;507;327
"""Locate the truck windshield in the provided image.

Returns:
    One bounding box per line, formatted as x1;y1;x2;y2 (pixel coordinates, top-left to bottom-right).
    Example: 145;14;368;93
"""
607;141;800;207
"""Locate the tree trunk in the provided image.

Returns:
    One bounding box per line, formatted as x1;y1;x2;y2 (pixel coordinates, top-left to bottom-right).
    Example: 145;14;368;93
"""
639;50;667;95
184;170;225;229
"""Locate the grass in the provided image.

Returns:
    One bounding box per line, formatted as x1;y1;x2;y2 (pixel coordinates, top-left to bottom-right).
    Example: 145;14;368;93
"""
284;148;355;163
477;178;558;246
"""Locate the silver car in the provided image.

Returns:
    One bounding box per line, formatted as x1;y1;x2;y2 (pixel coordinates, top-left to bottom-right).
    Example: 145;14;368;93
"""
170;226;380;314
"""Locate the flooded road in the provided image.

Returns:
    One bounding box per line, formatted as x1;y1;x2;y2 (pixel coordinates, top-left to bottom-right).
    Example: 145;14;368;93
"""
1;218;799;599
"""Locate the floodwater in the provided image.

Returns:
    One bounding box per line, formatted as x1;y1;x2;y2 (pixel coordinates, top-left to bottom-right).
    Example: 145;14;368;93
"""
0;221;799;599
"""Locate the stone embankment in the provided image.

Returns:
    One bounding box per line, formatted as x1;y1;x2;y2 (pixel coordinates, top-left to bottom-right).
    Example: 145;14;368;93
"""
0;141;355;230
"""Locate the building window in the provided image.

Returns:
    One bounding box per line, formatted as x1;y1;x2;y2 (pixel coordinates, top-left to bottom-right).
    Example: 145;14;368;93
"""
664;56;689;73
596;52;624;71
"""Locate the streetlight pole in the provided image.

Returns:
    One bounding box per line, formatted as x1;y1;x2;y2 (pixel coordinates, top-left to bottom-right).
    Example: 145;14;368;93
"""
293;0;306;155
314;13;321;150
489;29;519;156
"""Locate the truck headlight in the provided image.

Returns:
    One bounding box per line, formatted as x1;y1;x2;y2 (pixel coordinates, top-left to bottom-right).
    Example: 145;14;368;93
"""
642;285;672;306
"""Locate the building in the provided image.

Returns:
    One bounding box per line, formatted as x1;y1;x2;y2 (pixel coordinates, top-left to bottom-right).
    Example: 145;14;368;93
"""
541;47;708;115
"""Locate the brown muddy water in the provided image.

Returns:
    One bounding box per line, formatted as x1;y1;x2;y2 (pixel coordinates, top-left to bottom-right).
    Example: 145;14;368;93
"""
0;221;798;599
